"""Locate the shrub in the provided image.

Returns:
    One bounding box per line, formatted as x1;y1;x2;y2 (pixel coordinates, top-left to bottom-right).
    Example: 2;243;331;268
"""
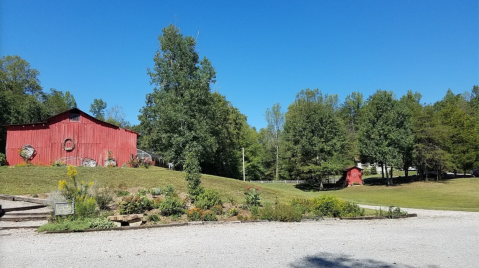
159;197;184;216
244;186;261;207
161;185;178;198
184;152;204;200
291;198;312;214
237;214;247;221
201;210;217;221
88;217;115;229
118;194;153;215
250;206;259;219
0;153;6;166
211;205;223;215
195;188;222;209
147;214;160;223
259;203;302;222
74;196;97;219
362;169;371;176
311;195;364;217
187;208;203;221
227;208;239;217
92;186;114;210
151;188;161;196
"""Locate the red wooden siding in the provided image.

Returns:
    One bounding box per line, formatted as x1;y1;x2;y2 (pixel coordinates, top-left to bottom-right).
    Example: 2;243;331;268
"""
6;109;137;166
345;167;363;185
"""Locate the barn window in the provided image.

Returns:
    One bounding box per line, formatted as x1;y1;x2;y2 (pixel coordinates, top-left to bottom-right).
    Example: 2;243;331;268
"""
69;112;80;122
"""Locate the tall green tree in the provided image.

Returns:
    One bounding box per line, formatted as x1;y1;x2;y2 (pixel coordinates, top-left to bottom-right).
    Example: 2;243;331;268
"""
139;25;247;179
0;55;45;153
282;89;346;189
339;92;364;163
44;89;77;116
264;103;284;180
89;98;107;120
359;90;412;185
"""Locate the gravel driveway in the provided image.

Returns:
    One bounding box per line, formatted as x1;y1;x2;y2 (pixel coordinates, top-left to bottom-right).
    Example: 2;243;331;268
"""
1;208;478;268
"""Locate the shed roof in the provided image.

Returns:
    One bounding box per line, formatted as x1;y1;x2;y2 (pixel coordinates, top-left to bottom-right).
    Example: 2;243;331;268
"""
344;166;363;171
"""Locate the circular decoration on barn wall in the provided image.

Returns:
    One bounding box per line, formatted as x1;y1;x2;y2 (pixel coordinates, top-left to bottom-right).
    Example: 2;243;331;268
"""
63;138;75;151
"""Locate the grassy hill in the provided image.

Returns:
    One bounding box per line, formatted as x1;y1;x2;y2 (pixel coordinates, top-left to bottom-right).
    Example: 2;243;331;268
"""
1;166;478;211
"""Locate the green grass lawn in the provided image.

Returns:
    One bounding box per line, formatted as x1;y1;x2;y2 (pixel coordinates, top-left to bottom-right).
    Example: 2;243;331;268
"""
1;166;478;211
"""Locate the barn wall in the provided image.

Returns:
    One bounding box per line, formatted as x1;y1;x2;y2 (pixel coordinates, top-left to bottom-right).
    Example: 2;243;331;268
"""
6;111;137;166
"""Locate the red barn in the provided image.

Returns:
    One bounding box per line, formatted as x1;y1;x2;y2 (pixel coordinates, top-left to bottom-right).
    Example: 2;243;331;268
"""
343;166;363;186
5;108;138;167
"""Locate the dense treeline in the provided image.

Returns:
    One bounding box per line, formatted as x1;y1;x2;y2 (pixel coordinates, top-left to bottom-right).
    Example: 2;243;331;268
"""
3;25;478;184
139;25;479;182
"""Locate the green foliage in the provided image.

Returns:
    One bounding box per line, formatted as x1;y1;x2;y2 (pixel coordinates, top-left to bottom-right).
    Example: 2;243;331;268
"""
282;89;347;187
151;188;161;196
0;153;6;166
244;186;261;207
250;205;259;219
89;98;107;120
184;152;204;200
290;198;312;214
147;214;160;223
43;89;77;116
195;188;222;209
201;210;218;221
160;185;178;198
187;208;203;221
158;197;184;216
38;217;114;232
116;190;130;197
74;196;97;219
92;186;114;210
118;194;153;215
227;208;239;216
211;205;223;215
370;165;378;175
310;195;364;217
259;203;303;222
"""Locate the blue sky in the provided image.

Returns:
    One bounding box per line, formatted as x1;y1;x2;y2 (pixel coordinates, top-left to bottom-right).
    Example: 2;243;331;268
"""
1;0;478;130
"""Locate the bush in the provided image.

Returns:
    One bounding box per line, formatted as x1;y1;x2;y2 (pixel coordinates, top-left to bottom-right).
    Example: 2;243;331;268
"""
244;186;261;207
116;190;130;197
118;194;153;215
38;217;114;232
151;188;161;196
88;217;115;229
362;169;371;176
250;206;259;219
147;214;160;223
184;152;204;200
0;153;6;166
211;205;223;215
186;208;217;221
227;208;239;217
291;198;312;214
195;189;222;209
161;185;178;198
311;195;364;217
75;196;97;218
92;186;114;210
159;197;184;216
201;210;217;221
187;208;203;221
259;203;302;222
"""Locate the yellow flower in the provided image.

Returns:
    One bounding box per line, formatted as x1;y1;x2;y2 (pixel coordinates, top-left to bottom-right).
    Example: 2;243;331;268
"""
88;182;94;186
58;180;67;190
67;165;78;179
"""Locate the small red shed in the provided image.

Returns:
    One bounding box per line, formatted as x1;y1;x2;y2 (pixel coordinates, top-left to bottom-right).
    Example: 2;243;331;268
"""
343;166;363;186
5;108;138;167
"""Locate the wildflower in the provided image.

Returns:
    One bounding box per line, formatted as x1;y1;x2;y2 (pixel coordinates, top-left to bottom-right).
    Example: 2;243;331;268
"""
88;182;94;186
246;185;250;190
58;180;67;190
67;165;78;179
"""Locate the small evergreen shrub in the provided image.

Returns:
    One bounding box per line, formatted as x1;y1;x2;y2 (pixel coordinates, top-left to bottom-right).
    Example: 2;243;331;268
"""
310;195;364;217
161;185;178;198
159;197;184;216
195;188;222;209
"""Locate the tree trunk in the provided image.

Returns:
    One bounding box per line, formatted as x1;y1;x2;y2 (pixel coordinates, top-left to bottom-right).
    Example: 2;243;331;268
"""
275;145;279;180
389;167;394;185
319;179;324;191
381;163;385;180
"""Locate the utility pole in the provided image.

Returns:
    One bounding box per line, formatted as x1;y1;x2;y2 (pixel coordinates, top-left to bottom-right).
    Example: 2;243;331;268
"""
242;147;245;181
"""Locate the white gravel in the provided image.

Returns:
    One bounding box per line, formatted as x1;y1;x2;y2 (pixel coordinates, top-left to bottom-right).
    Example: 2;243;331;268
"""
1;208;478;268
